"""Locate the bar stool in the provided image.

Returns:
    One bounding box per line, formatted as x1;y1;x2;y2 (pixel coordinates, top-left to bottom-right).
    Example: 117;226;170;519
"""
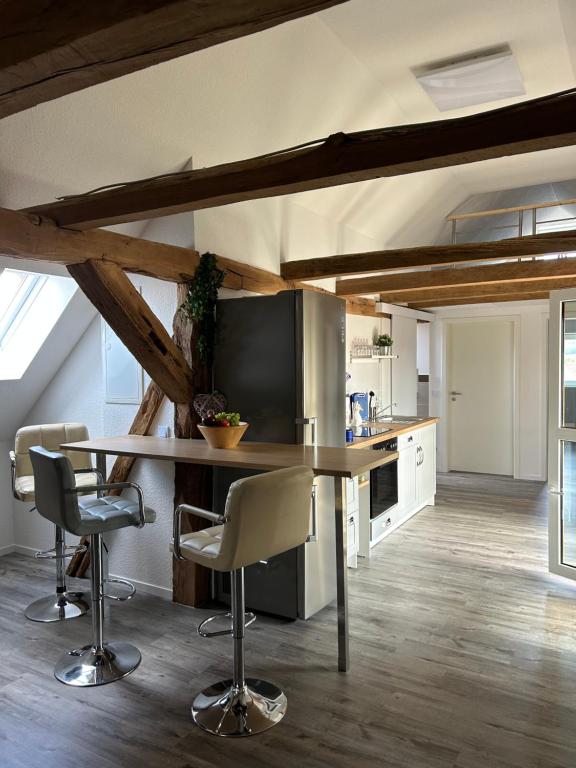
29;446;156;687
10;423;101;623
173;465;314;737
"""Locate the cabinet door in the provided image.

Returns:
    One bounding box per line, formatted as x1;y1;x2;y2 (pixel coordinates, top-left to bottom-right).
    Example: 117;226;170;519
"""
417;425;436;503
398;444;417;513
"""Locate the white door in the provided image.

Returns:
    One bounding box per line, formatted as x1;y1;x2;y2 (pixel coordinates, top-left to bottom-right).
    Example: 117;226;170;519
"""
447;320;514;475
548;290;576;581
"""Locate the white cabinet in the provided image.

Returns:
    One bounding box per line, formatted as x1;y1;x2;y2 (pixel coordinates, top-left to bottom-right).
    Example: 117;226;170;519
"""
416;424;436;504
345;478;359;568
397;439;417;514
358;422;437;556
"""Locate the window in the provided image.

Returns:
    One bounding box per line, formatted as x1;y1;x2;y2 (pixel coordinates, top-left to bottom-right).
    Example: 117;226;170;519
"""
0;268;76;381
0;270;45;349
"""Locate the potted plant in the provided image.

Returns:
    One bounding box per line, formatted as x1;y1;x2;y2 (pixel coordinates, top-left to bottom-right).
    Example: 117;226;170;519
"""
374;333;393;356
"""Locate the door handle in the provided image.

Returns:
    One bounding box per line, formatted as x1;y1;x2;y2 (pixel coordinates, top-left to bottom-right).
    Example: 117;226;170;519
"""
450;391;462;396
307;484;318;542
549;489;564;496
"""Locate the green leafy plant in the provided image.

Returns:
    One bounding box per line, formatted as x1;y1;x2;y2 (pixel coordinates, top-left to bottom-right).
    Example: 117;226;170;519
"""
180;252;225;364
374;333;393;347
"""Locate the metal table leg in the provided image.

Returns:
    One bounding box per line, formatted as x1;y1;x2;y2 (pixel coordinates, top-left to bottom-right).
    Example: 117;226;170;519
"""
334;477;349;672
95;452;110;617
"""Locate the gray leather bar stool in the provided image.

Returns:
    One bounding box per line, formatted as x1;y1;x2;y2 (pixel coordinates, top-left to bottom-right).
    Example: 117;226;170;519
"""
29;446;156;687
173;465;314;737
10;423;101;623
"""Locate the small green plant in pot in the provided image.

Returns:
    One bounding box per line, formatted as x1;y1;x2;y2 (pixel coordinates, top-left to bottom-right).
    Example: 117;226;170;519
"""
374;333;393;355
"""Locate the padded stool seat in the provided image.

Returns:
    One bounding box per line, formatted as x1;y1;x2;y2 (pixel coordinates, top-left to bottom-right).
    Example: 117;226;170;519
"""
15;471;101;502
179;525;224;558
77;496;156;534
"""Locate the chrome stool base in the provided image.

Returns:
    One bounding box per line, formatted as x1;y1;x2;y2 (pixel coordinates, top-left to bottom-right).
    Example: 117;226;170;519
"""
192;678;287;737
24;592;89;623
54;641;141;687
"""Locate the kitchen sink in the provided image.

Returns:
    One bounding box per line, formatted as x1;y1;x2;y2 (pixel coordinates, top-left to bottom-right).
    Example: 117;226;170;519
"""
375;416;422;424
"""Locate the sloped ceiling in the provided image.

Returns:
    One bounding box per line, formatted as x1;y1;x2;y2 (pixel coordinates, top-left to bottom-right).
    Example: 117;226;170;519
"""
0;284;96;441
1;0;575;254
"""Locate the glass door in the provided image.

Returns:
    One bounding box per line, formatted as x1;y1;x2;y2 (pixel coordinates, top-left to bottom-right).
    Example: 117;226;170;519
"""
548;290;576;579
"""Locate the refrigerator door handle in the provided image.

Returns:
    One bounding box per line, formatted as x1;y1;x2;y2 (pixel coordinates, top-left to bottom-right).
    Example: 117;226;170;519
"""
307;483;318;543
296;416;318;446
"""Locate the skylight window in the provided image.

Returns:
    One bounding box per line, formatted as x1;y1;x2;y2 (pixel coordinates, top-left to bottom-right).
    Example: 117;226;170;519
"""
0;270;46;349
0;268;76;381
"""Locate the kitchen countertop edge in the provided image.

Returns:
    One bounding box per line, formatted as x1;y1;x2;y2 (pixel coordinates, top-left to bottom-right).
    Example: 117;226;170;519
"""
346;416;439;449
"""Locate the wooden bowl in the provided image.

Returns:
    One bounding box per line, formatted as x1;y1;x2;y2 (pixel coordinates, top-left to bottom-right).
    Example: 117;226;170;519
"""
197;422;249;449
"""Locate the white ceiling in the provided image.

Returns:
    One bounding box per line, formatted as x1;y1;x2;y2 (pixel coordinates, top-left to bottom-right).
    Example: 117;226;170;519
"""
0;1;575;253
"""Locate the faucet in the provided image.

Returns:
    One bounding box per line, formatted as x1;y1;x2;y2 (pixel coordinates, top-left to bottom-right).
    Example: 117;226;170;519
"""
373;402;398;420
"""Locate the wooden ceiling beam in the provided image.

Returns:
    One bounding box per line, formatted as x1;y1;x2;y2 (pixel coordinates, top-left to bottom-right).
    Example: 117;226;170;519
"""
337;258;576;296
0;207;380;317
379;277;576;304
68;260;194;403
25;88;576;229
407;292;550;309
0;1;346;119
281;229;576;281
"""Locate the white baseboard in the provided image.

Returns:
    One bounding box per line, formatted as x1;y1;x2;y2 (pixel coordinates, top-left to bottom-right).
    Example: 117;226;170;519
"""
109;572;172;600
0;544;16;557
3;546;172;599
13;544;39;557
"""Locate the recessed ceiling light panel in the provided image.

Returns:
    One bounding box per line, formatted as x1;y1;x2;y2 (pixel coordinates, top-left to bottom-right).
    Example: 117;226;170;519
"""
414;46;525;112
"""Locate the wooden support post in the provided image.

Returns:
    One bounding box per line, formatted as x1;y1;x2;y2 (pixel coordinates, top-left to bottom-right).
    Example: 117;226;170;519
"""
172;284;213;607
68;260;194;403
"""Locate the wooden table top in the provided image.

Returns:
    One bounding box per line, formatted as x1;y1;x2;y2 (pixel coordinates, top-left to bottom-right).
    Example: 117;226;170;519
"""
61;435;398;479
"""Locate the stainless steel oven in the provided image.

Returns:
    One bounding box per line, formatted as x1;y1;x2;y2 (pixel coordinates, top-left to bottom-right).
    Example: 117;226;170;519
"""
370;437;398;520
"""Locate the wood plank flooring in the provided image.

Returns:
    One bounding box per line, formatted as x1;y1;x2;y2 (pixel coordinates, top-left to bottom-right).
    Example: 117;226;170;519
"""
2;472;576;768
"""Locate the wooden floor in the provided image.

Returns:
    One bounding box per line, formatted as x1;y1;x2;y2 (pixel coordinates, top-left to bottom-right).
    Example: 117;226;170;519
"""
2;472;576;768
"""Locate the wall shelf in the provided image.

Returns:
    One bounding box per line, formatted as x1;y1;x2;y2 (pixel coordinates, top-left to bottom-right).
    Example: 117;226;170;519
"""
350;344;399;363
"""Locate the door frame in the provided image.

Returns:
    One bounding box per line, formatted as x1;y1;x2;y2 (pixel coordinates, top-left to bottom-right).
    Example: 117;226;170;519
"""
443;315;520;478
548;288;576;579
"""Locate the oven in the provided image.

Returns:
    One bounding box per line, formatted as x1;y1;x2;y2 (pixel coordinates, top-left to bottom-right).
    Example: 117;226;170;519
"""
370;437;398;520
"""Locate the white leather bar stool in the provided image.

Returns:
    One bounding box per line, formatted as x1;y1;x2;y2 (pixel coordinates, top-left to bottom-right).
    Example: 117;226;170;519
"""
10;423;101;623
173;465;314;737
29;446;156;687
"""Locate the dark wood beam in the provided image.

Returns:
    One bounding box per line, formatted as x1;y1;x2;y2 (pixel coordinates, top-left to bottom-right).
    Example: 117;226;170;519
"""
172;283;212;607
281;229;576;281
68;260;194;403
379;276;576;304
25;88;576;229
107;381;165;489
407;292;550;308
0;0;346;119
337;258;576;296
0;207;382;317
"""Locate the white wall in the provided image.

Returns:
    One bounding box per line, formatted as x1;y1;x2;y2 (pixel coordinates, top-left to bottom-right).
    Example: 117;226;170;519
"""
430;302;548;481
0;441;14;555
13;276;177;595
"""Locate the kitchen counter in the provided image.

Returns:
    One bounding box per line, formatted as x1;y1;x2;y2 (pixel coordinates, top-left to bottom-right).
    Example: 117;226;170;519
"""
346;416;439;449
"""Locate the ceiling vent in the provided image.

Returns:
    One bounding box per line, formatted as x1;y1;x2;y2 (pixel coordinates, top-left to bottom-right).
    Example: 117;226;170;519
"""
413;46;525;112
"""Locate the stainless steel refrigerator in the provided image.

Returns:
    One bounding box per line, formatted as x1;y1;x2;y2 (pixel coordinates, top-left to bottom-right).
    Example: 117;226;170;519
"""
212;289;346;619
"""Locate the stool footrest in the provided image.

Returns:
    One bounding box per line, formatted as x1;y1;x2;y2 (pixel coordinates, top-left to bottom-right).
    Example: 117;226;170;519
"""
34;544;87;560
198;611;256;638
104;577;136;602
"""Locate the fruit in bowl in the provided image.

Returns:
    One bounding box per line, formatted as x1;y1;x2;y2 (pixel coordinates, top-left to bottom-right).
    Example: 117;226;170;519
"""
198;411;248;448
